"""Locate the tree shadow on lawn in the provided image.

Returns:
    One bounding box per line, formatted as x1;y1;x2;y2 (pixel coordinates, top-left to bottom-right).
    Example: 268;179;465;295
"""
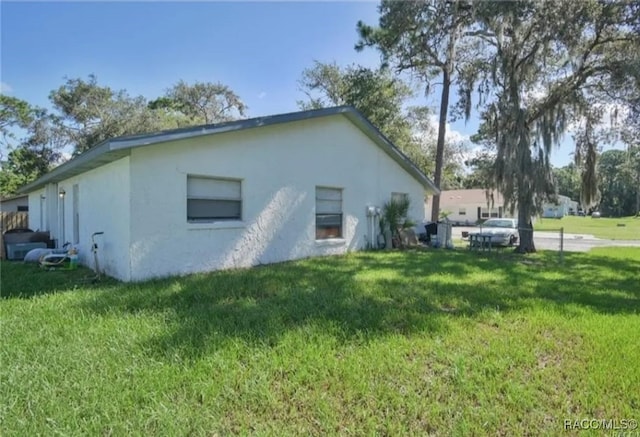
72;249;640;360
0;261;119;299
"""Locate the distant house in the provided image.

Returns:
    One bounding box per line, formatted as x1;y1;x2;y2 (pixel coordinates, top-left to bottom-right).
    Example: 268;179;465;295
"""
18;106;438;281
541;195;578;218
0;194;29;213
428;189;512;224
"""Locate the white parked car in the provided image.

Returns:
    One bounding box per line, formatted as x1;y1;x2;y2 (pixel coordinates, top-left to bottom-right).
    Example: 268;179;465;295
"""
469;218;519;247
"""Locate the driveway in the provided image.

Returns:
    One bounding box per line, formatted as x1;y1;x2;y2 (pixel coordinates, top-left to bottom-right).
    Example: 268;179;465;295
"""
451;227;640;252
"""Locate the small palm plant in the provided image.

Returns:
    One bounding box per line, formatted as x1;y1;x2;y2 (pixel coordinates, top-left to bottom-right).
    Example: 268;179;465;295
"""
439;210;453;222
381;196;415;249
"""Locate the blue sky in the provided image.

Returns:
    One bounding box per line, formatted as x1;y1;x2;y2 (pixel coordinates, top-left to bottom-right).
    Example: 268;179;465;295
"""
2;1;578;166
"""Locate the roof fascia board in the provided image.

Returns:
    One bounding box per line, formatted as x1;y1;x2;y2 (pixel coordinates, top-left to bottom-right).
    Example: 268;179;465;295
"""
108;106;353;152
18;106;439;195
17;141;114;194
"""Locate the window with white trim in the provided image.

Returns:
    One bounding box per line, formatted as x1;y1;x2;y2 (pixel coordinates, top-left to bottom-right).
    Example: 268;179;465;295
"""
481;207;499;219
316;187;342;239
459;207;466;216
187;176;242;222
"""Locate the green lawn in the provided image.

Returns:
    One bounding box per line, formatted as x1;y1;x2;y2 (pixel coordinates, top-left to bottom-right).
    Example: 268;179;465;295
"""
535;215;640;239
2;249;639;435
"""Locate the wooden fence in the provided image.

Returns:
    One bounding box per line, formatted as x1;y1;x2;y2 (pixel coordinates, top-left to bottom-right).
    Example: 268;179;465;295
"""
1;212;29;259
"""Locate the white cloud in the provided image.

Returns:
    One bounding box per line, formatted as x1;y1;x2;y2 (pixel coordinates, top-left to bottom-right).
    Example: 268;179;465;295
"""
412;113;471;145
412;113;476;171
257;91;267;99
0;81;13;94
431;114;470;144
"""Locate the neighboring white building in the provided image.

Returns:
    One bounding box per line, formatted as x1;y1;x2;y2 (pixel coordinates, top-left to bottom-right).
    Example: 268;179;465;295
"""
19;106;438;281
541;195;578;218
427;189;512;225
0;194;29;213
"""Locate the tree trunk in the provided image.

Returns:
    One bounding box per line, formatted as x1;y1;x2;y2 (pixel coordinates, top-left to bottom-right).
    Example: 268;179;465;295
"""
636;173;640;217
430;69;451;222
515;199;536;253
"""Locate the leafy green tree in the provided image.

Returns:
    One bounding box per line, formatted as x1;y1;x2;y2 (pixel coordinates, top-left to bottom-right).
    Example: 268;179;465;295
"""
299;62;414;145
552;164;581;204
405;105;467;190
0;146;54;196
463;150;496;190
357;0;476;221
2;76;249;193
463;0;638;252
50;75;163;154
597;149;638;217
50;76;248;155
627;145;640;216
154;80;247;124
0;95;38;153
0;96;62;195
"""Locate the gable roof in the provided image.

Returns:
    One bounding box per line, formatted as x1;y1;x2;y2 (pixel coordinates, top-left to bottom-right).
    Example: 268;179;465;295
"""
18;106;439;194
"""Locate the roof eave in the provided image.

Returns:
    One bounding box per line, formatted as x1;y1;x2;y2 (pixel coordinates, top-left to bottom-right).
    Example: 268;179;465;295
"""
17;106;439;196
17;141;121;194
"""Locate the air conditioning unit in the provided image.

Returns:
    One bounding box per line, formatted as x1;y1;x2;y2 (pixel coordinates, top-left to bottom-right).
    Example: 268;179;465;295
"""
6;242;47;261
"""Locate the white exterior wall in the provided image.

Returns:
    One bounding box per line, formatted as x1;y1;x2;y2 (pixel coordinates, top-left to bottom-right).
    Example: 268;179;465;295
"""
128;115;425;281
28;185;59;237
542;196;578;218
27;189;46;231
443;203;489;224
51;157;131;281
0;196;29;213
427;202;512;225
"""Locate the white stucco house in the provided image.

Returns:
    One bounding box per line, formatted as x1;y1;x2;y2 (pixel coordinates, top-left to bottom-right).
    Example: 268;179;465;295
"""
541;194;578;218
18;106;438;281
0;194;29;213
427;189;512;225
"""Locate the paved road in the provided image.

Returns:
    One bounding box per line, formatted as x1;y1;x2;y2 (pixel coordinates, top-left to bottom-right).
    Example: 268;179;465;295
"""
451;227;640;252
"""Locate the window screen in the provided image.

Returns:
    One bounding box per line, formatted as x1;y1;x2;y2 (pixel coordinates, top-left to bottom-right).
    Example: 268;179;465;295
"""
187;176;242;222
316;187;342;239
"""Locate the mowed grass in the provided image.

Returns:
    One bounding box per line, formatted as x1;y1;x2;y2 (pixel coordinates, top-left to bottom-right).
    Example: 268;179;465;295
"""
1;248;639;435
535;215;640;239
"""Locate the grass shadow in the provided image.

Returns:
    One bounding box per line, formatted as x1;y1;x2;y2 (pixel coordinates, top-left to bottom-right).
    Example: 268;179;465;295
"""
4;248;639;360
77;255;452;358
1;261;119;299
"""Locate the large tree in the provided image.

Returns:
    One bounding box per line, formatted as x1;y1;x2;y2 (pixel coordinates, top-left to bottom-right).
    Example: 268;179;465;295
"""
464;0;638;252
552;164;582;204
299;62;415;146
51;76;248;155
0;95;63;195
357;0;476;222
151;80;247;125
2;76;248;193
0;146;56;196
50;75;168;154
598;148;639;217
0;95;37;154
625;145;640;216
